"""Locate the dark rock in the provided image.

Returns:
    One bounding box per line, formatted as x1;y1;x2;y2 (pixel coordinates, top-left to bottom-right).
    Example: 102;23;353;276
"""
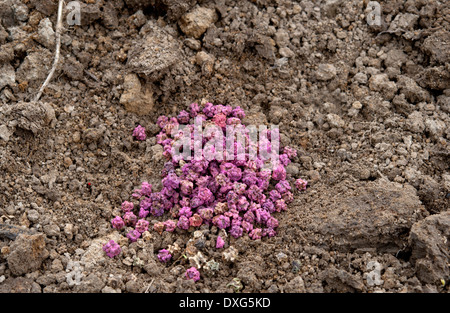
124;0;196;21
123;0;155;11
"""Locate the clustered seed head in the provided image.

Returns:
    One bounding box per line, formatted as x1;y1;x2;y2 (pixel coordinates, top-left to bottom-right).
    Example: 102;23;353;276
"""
104;103;309;270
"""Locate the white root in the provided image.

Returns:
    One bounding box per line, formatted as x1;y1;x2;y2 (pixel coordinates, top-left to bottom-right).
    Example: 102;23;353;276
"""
34;0;64;102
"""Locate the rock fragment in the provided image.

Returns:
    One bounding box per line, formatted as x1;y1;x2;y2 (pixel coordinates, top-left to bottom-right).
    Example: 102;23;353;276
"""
3;101;55;135
15;49;52;89
315;63;336;81
304;179;425;252
36;18;55;49
179;7;218;39
7;233;49;276
0;63;15;90
127;21;183;81
369;73;398;100
409;211;450;285
120;74;154;115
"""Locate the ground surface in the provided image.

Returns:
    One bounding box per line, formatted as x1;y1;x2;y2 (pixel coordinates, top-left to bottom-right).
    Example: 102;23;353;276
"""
0;0;449;293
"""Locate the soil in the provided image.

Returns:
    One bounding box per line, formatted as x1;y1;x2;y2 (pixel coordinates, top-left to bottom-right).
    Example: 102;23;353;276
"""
0;0;449;293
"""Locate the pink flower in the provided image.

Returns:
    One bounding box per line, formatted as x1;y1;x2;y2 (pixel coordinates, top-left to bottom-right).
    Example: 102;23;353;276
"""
203;102;215;117
126;229;141;242
232;106;245;119
139;208;149;218
249;228;262;240
123;212;137;226
227;117;241;125
135;219;150;233
157;116;169;129
121;201;134;212
269;189;281;202
198;187;214;203
233;182;247;195
230;226;243;238
177;110;190;124
216;236;225;249
212;214;230;229
275;199;287;212
163;220;176;232
157;249;172;263
111;216;125;230
198;207;214;220
275;180;291;194
185;267;200;282
282;191;294;203
179;206;193;218
242;220;253;233
132;125;146;141
189;103;200;117
236;196;249;211
213;113;227;128
284;146;297;159
272;165;287;181
295;178;308;191
255;209;270;224
266;216;279;229
103;240;121;258
279;154;291;166
114;104;307;244
180;180;194;195
189;214;203;227
263;228;277;238
133;182;152;198
177;216;190;230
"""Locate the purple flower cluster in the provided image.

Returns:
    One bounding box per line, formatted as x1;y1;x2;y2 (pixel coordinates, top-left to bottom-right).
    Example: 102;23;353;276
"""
295;178;308;191
132;125;146;141
102;240;121;258
216;236;225;249
157;249;172;263
185;267;201;282
104;103;309;259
